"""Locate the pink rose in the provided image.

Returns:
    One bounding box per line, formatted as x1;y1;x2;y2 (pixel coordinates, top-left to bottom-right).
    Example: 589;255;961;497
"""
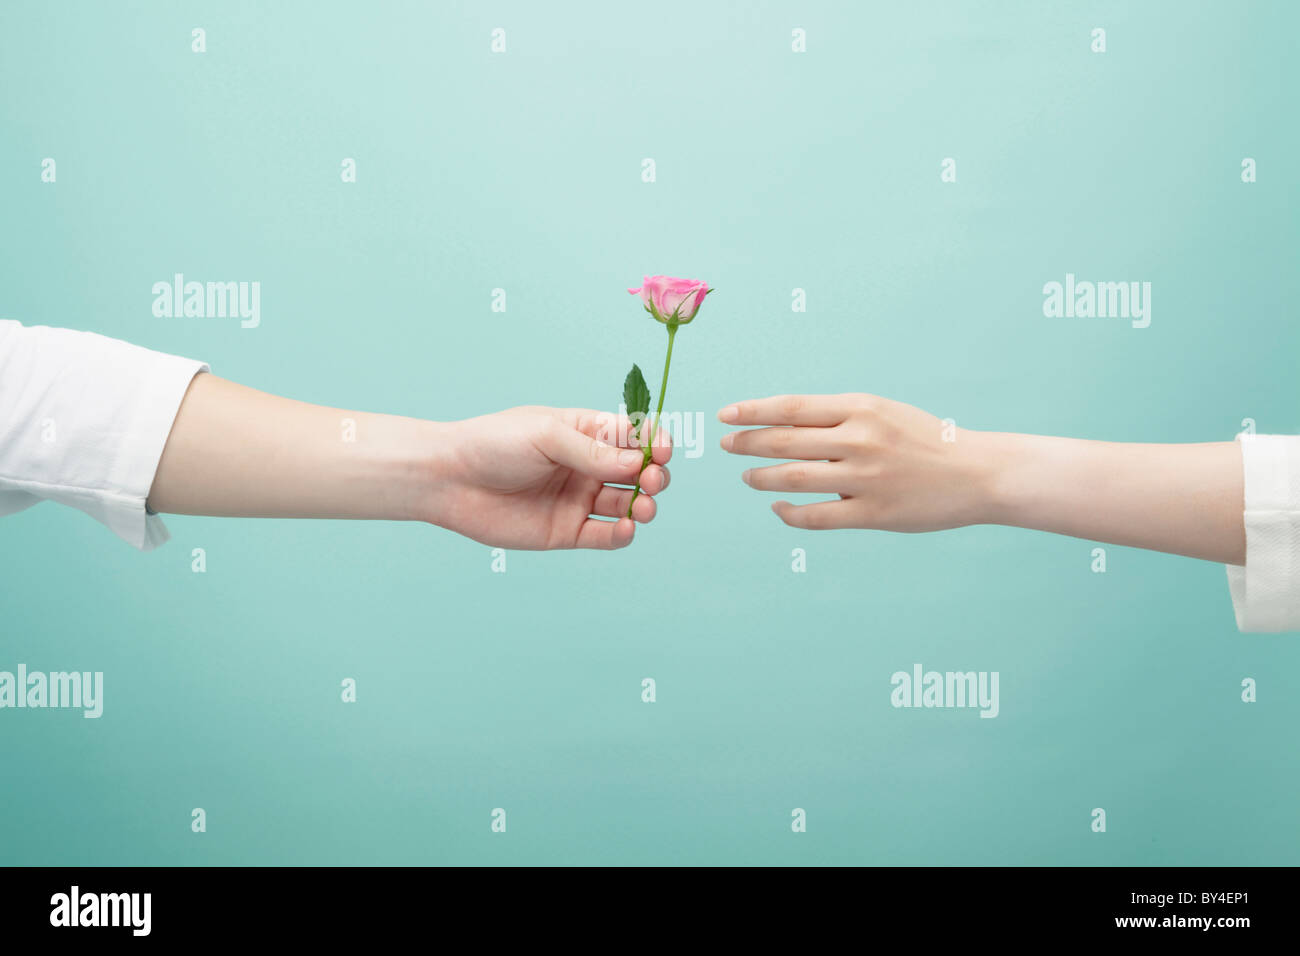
627;275;711;325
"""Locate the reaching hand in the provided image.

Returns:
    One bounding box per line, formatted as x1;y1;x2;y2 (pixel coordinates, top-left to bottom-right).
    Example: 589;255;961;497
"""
426;406;673;550
718;392;1247;568
718;393;989;532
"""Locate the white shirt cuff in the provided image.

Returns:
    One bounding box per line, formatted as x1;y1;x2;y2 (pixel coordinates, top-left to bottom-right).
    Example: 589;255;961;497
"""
0;321;208;551
1226;433;1300;632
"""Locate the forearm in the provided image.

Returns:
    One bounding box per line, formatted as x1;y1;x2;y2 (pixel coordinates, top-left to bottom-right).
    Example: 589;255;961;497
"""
147;373;444;521
976;432;1245;565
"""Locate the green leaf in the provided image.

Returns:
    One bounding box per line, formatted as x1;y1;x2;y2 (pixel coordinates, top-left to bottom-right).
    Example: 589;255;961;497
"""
623;363;651;432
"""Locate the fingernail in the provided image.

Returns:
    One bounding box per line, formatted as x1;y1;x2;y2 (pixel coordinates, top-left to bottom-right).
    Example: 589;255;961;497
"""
619;450;642;466
718;405;739;423
742;468;753;484
720;433;734;451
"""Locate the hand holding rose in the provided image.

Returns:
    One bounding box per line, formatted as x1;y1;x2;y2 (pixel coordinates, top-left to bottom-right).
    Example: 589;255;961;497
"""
149;374;672;552
425;406;672;550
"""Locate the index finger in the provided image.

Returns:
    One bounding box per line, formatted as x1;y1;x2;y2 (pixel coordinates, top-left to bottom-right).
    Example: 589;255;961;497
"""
568;409;673;465
717;394;849;427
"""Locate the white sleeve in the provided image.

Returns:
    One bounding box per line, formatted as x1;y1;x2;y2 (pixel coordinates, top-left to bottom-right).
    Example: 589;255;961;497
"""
0;319;208;551
1226;433;1300;633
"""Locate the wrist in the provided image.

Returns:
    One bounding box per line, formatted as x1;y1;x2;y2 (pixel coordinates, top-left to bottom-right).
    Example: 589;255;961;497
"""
357;414;460;524
960;429;1033;527
973;431;1055;528
404;418;463;526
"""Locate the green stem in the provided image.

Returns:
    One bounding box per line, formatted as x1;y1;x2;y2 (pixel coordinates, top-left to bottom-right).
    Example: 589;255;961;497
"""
628;322;677;516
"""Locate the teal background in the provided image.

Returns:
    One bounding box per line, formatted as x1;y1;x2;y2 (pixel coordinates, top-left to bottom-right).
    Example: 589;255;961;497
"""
2;1;1297;865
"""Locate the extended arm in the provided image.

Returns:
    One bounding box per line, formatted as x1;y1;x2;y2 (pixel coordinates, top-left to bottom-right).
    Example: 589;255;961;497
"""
149;373;672;550
721;392;1300;631
0;321;669;552
978;433;1243;565
148;373;442;522
718;393;1244;564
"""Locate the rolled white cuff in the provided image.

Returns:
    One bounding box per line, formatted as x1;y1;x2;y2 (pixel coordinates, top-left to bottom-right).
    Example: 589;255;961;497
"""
1226;433;1300;632
0;320;208;551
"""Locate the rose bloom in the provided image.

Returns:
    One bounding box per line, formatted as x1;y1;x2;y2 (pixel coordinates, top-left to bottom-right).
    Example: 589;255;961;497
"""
628;276;710;324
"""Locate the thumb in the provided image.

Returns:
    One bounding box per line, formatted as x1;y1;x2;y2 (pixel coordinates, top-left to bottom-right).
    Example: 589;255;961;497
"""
541;421;646;483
